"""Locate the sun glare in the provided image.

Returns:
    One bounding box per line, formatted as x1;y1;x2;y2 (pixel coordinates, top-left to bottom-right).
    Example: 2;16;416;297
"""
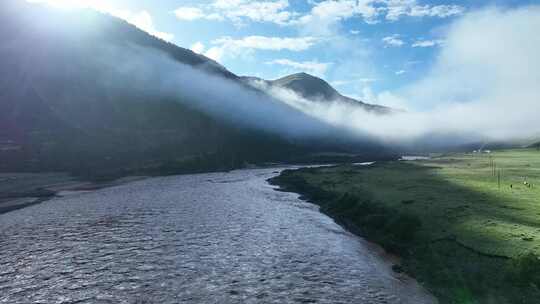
27;0;111;12
25;0;174;41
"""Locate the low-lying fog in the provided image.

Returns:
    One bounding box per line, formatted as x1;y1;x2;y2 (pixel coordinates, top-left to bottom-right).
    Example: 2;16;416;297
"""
9;4;539;151
253;6;540;147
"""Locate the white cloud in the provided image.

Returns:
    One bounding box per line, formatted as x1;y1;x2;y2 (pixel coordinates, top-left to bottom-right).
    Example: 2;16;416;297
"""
372;6;540;142
309;0;358;21
215;0;293;25
173;7;205;21
123;11;174;42
350;30;361;35
395;70;406;75
294;0;379;35
27;0;174;41
357;0;381;23
299;0;464;29
384;0;465;21
412;39;444;47
213;36;318;51
382;34;405;47
299;0;380;24
356;87;408;110
409;4;465;18
173;0;295;26
204;47;225;62
204;46;227;62
204;36;320;62
191;42;205;54
267;59;331;77
172;0;463;30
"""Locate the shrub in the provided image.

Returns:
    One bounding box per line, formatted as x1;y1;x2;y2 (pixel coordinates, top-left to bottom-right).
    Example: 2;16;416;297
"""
362;214;389;229
507;252;540;288
326;193;359;214
385;213;422;242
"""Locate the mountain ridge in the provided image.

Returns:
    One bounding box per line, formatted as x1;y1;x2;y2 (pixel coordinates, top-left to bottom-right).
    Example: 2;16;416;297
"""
241;73;391;114
0;0;393;177
271;72;341;100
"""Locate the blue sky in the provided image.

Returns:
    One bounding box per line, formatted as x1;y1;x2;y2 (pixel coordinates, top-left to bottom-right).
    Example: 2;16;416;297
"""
29;0;538;107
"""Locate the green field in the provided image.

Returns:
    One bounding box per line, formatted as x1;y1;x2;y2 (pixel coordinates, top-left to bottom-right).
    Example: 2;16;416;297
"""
271;149;540;303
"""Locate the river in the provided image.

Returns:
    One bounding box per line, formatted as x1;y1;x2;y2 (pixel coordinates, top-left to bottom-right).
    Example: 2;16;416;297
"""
0;168;435;303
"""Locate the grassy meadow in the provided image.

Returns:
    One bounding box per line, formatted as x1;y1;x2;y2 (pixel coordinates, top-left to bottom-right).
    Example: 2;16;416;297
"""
271;148;540;303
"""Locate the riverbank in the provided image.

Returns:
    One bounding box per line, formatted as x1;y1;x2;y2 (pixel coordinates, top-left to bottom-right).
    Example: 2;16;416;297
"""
0;173;147;214
0;152;399;215
269;148;540;304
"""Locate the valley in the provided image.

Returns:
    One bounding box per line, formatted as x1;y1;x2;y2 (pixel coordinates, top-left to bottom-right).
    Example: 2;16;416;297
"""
271;148;540;303
1;1;539;303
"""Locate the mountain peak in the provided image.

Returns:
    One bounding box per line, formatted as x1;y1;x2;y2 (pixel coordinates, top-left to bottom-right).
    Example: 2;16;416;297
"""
291;72;312;77
268;72;391;113
271;73;340;101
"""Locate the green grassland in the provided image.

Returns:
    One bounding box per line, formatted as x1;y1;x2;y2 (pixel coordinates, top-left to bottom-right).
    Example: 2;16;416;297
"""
271;149;540;303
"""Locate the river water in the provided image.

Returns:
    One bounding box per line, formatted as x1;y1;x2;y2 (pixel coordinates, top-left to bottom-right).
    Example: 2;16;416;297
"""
0;168;436;304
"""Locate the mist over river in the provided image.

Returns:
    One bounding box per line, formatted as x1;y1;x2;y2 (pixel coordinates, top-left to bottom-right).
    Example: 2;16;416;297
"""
0;168;435;303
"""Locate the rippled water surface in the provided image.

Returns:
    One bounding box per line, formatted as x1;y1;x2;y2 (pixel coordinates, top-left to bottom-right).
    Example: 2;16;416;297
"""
0;168;436;303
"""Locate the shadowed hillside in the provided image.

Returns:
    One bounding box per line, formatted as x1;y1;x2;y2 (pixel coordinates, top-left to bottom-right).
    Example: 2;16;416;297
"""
0;0;393;178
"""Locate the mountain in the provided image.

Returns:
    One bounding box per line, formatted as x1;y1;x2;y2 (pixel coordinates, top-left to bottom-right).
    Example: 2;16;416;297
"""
271;73;341;101
0;1;234;80
0;1;393;177
242;73;392;114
